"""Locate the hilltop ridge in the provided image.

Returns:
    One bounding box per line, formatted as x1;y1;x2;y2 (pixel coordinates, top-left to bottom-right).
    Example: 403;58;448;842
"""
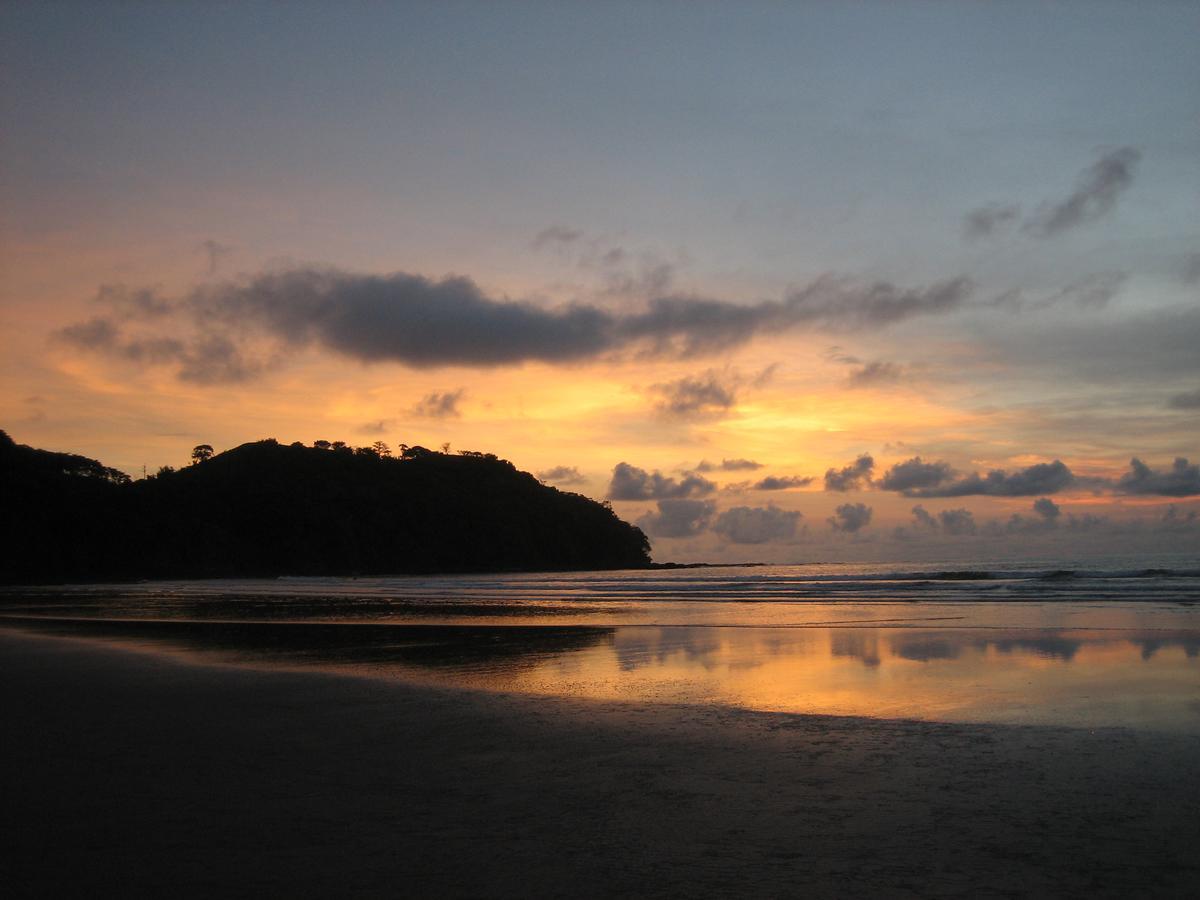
0;431;651;583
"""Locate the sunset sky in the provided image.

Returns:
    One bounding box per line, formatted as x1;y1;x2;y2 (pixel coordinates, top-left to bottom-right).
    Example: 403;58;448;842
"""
3;1;1197;561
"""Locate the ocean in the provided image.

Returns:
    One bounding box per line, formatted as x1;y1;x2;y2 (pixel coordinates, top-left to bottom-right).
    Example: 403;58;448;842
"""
3;558;1198;732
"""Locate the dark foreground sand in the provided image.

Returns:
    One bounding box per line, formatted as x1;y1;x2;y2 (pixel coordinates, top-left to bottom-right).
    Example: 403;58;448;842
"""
3;630;1199;898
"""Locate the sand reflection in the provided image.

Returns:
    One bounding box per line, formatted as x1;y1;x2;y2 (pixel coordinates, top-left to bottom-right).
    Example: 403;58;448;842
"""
3;614;1197;731
480;625;1200;732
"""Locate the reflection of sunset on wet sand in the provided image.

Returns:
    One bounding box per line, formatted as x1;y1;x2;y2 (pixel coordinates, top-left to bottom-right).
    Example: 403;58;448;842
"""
486;626;1200;730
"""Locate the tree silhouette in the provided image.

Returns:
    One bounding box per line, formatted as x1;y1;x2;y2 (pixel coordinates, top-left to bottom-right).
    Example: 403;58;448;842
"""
371;441;391;458
1;434;653;582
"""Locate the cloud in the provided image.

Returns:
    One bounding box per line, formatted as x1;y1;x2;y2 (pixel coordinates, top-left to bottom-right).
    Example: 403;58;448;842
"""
752;475;814;491
637;499;715;538
845;361;906;388
535;227;679;298
890;459;1075;498
713;505;802;544
824;454;874;492
907;505;975;535
199;239;232;276
1159;505;1199;532
1003;498;1063;534
537;465;587;486
938;508;977;536
55;268;975;382
54;316;262;384
696;458;762;472
828;502;873;533
357;419;393;435
1024;147;1141;237
963;204;1020;240
911;505;937;530
650;370;738;418
1032;497;1061;522
531;225;583;249
608;462;716;501
989;272;1126;312
57;316;119;349
601;258;676;299
1115;457;1200;497
412;389;465;419
879;457;955;493
1168;389;1200;410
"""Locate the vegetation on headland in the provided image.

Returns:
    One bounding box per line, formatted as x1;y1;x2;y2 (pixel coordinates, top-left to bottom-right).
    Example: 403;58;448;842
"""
0;430;651;583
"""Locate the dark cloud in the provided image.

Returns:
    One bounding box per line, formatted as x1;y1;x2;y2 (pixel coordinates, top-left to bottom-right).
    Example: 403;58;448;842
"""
1066;512;1106;532
824;454;874;492
1159;505;1199;532
963;204;1020;240
879;457;954;493
1115;457;1200;497
989;272;1126;313
650;370;738;418
845;361;907;388
1024;147;1141;237
713;505;802;544
357;420;392;435
752;475;814;491
1168;389;1200;410
696;458;762;472
608;462;716;501
938;508;977;536
55;313;261;384
200;239;232;276
637;499;715;538
828;502;872;533
538;465;586;486
531;225;583;249
57;316;119;349
894;460;1075;498
1032;497;1061;522
56;268;974;381
911;505;937;530
907;505;975;535
1003;498;1062;534
412;389;465;419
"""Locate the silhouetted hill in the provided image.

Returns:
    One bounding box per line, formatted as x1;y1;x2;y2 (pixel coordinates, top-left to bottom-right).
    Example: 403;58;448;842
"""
0;431;651;582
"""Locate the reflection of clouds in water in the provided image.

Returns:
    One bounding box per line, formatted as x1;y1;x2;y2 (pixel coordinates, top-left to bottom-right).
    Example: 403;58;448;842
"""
889;635;961;662
980;636;1082;662
613;626;724;672
882;631;1200;665
609;627;1200;674
830;630;881;668
611;627;818;672
1136;636;1200;661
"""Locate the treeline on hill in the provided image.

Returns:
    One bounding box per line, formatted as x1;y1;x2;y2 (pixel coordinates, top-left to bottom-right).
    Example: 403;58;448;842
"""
0;430;651;583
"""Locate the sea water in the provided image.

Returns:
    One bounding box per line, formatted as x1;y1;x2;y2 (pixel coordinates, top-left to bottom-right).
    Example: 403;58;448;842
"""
3;559;1198;732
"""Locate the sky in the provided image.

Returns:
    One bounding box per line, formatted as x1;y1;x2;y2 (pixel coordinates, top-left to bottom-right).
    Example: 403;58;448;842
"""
2;1;1198;562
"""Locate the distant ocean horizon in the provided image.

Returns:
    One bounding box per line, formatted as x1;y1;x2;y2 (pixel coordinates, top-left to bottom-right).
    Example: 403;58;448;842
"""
5;554;1198;615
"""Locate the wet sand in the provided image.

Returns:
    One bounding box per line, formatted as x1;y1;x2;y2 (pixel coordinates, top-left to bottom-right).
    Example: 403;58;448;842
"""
3;629;1199;898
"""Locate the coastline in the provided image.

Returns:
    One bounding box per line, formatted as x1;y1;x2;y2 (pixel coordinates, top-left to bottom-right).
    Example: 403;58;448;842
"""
4;628;1199;898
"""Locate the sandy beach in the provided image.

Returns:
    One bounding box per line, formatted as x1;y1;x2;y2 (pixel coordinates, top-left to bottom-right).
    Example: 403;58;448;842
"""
3;628;1199;898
